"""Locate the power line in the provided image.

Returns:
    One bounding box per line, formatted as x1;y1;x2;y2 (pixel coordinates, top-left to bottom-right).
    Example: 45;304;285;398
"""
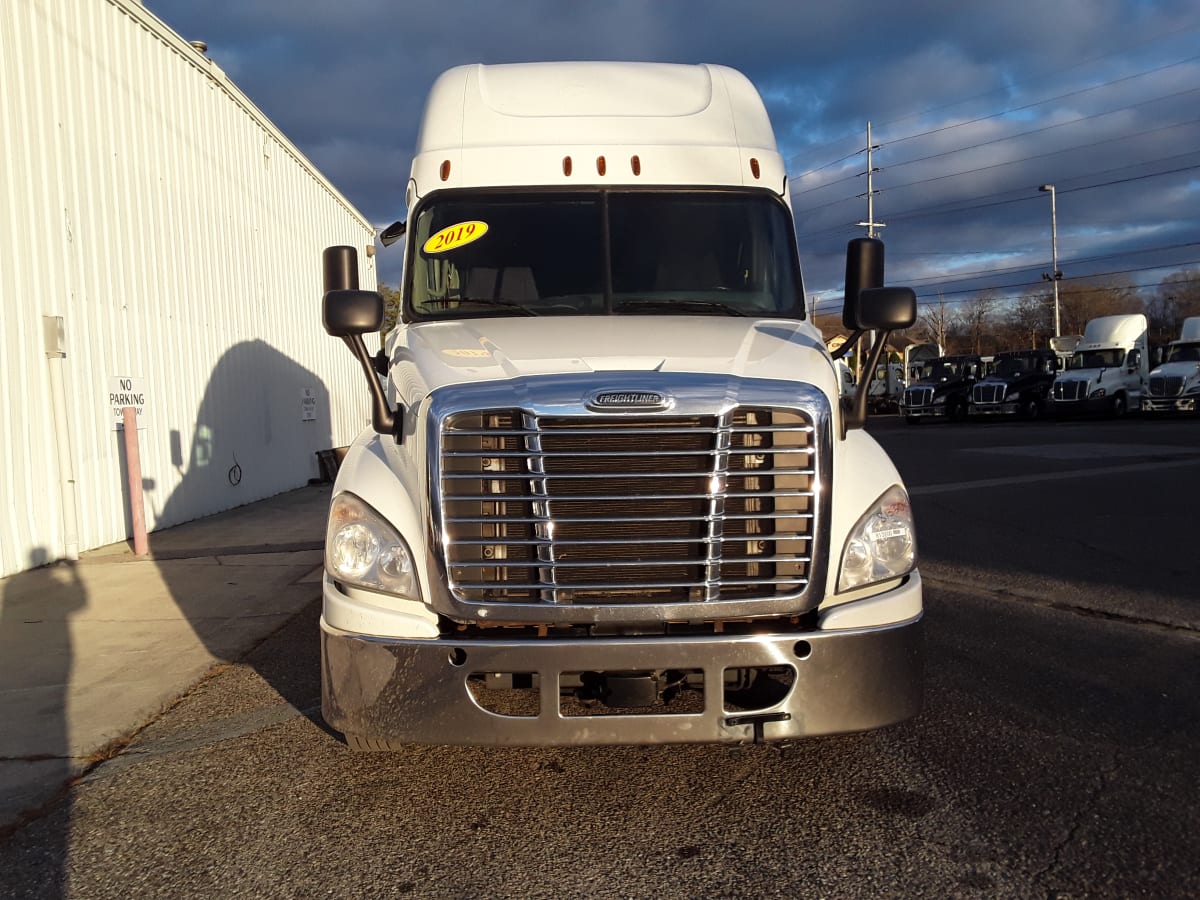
783;19;1200;177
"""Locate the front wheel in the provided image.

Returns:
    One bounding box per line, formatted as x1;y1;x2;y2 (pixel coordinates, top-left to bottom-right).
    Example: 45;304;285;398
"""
1111;393;1127;419
950;401;968;422
1022;398;1041;420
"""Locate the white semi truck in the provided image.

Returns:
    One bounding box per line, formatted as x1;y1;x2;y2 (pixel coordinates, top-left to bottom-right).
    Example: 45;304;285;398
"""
1049;314;1149;418
319;62;922;747
1142;317;1200;415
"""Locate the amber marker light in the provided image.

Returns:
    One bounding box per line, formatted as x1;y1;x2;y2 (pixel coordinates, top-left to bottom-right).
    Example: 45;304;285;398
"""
750;158;761;179
440;160;451;181
563;156;573;176
631;155;641;176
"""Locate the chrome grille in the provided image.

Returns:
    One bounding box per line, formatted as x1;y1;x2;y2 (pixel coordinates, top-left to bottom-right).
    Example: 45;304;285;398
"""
1053;380;1086;401
973;383;1005;404
439;408;815;605
903;387;933;407
1149;375;1184;397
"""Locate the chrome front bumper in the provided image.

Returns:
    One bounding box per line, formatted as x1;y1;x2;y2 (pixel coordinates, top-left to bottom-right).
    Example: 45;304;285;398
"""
321;611;923;747
1142;397;1196;413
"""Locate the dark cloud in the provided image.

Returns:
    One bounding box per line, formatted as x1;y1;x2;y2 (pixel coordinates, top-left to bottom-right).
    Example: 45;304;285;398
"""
147;0;1200;304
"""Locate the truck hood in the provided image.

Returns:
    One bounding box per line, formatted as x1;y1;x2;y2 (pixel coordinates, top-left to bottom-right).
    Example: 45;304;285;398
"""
1151;361;1200;378
390;316;833;404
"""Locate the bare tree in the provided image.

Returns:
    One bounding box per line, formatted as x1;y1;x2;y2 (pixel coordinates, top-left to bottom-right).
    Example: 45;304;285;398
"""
954;290;996;355
1007;290;1054;349
915;291;951;352
1145;268;1200;343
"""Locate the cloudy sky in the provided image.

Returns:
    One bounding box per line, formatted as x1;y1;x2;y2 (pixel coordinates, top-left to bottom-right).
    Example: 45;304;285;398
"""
147;0;1200;318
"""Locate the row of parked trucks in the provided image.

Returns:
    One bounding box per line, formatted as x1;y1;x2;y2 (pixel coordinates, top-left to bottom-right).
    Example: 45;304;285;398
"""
890;314;1200;423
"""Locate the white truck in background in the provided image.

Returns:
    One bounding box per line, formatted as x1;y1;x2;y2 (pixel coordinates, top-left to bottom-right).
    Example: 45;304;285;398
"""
1142;317;1200;415
1048;314;1149;418
318;62;922;748
867;362;905;414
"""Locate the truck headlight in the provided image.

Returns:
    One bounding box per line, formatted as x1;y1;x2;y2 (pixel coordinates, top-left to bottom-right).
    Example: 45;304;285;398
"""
933;395;946;405
326;493;419;598
1089;388;1107;399
838;485;917;592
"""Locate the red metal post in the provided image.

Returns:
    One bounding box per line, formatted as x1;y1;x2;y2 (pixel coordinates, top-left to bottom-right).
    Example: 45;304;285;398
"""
122;406;149;556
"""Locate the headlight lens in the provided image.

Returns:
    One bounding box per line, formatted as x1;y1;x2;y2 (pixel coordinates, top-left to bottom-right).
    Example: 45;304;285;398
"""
838;485;917;592
326;493;419;598
933;395;947;405
1089;388;1107;399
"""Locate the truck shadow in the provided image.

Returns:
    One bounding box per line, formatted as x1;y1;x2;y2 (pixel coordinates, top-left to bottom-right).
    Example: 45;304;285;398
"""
150;340;335;725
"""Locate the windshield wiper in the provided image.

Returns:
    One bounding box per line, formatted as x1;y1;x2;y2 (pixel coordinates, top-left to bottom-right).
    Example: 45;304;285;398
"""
423;298;538;316
614;298;746;317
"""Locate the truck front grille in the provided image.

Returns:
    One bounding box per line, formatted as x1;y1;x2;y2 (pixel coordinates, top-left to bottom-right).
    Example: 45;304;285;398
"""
1149;375;1184;397
973;384;1005;404
903;387;932;408
1053;380;1085;401
439;408;815;605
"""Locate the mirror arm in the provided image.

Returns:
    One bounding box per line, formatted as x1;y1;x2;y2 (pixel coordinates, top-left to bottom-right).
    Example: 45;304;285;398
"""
345;333;402;442
830;330;865;361
843;330;892;435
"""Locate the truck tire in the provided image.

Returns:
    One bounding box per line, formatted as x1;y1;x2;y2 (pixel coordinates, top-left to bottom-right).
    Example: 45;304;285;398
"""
1111;393;1127;418
1022;397;1040;420
950;401;968;422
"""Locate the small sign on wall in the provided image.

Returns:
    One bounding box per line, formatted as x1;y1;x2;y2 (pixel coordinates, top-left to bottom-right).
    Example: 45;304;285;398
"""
109;376;148;430
301;387;317;422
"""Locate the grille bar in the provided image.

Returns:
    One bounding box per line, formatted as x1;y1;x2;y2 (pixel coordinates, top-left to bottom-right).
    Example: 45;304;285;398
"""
444;467;815;480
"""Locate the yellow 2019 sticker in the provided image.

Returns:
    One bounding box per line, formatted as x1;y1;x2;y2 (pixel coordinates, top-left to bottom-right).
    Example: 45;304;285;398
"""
422;221;488;254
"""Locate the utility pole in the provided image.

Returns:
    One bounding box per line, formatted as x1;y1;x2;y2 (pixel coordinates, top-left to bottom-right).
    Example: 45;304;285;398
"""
856;122;886;239
856;122;886;377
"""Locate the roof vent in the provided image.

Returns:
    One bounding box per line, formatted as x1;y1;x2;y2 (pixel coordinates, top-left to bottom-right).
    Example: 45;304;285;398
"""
189;40;208;55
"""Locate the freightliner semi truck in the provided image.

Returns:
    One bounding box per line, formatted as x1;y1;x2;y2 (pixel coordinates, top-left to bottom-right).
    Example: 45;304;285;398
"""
319;62;922;748
1142;317;1200;415
1049;314;1148;418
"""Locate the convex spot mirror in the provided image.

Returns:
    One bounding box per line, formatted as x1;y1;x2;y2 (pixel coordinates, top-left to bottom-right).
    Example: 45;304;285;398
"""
853;286;917;331
380;220;406;247
323;289;384;337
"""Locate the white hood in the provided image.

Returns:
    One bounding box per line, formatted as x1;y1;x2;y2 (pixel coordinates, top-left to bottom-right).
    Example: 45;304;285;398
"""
389;316;833;406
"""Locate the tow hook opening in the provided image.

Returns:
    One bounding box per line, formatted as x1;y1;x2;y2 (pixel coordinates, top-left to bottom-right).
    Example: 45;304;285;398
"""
563;669;702;716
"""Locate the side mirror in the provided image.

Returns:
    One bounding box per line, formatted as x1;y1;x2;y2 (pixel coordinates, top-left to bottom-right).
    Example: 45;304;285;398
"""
854;287;917;331
320;245;400;441
323;289;384;337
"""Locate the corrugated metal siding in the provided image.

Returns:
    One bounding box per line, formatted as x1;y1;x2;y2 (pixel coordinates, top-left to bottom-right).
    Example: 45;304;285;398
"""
1;0;381;576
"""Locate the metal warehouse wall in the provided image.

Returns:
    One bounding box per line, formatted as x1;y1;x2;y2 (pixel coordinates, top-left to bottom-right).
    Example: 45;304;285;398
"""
1;0;381;577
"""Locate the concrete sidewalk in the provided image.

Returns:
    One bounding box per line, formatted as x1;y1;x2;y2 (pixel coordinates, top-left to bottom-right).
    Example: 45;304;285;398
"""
0;485;331;832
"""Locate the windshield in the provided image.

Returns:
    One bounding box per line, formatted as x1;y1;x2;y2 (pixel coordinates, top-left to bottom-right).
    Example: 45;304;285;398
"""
406;190;803;320
1068;348;1124;369
918;359;968;381
1164;341;1200;363
995;355;1034;377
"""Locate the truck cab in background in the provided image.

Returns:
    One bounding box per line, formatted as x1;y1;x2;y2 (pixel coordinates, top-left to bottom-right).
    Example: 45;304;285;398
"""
318;62;922;749
1049;314;1148;418
969;349;1060;420
1142;317;1200;415
899;354;986;424
868;362;905;414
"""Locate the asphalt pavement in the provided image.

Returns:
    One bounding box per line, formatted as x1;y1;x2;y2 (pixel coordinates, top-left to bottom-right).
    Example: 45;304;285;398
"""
0;485;331;833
